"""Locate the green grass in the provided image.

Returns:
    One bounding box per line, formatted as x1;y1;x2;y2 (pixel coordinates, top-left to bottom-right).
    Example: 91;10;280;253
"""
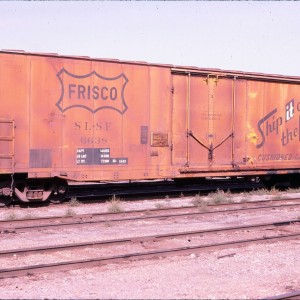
249;187;281;196
287;187;300;193
107;194;123;213
209;189;232;205
155;203;165;209
191;193;208;210
191;193;202;206
65;208;76;217
5;211;17;220
69;197;81;207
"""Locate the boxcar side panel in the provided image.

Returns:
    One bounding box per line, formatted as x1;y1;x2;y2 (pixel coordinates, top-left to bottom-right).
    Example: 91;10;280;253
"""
246;80;300;171
149;66;172;177
171;74;235;171
0;53;30;173
209;78;233;166
188;75;212;166
29;57;63;174
52;58;153;181
232;79;247;167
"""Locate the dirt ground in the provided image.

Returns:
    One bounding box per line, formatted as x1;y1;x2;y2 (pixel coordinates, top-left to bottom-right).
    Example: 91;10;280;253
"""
0;191;299;299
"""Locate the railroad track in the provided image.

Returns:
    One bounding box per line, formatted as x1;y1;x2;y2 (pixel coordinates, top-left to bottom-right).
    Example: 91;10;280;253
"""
1;197;299;233
0;219;299;279
264;290;300;299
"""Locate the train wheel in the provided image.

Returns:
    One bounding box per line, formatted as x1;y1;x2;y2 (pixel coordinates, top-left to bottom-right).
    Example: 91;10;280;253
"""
261;175;277;190
0;182;13;206
0;196;12;207
290;174;300;188
50;178;68;204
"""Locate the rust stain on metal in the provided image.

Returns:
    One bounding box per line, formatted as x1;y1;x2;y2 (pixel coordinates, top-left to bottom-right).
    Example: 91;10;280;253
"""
151;133;169;147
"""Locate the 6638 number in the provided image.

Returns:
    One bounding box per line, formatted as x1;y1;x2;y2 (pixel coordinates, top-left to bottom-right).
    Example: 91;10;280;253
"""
80;137;107;145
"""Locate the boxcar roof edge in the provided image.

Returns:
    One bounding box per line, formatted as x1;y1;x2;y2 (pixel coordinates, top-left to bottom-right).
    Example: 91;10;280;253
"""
1;49;300;84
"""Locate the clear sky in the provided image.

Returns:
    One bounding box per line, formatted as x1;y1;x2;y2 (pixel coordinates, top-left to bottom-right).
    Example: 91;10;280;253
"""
1;1;300;76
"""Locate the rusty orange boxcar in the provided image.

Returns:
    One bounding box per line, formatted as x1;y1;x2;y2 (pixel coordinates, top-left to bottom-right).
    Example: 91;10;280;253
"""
1;50;300;205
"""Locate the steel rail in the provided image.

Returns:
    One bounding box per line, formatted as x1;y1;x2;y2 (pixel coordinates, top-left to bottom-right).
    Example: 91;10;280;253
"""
1;200;300;233
0;231;299;279
263;290;300;300
2;197;300;226
0;219;298;258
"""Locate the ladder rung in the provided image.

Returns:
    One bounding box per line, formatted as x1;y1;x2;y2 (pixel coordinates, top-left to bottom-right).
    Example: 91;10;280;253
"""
0;119;14;124
0;136;13;141
0;120;14;171
0;154;14;159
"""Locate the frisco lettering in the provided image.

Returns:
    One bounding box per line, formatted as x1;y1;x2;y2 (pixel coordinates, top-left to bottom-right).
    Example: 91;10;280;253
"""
68;84;118;101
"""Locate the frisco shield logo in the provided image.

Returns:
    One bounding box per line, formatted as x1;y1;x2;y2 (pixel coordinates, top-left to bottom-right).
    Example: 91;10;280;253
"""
56;68;128;114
